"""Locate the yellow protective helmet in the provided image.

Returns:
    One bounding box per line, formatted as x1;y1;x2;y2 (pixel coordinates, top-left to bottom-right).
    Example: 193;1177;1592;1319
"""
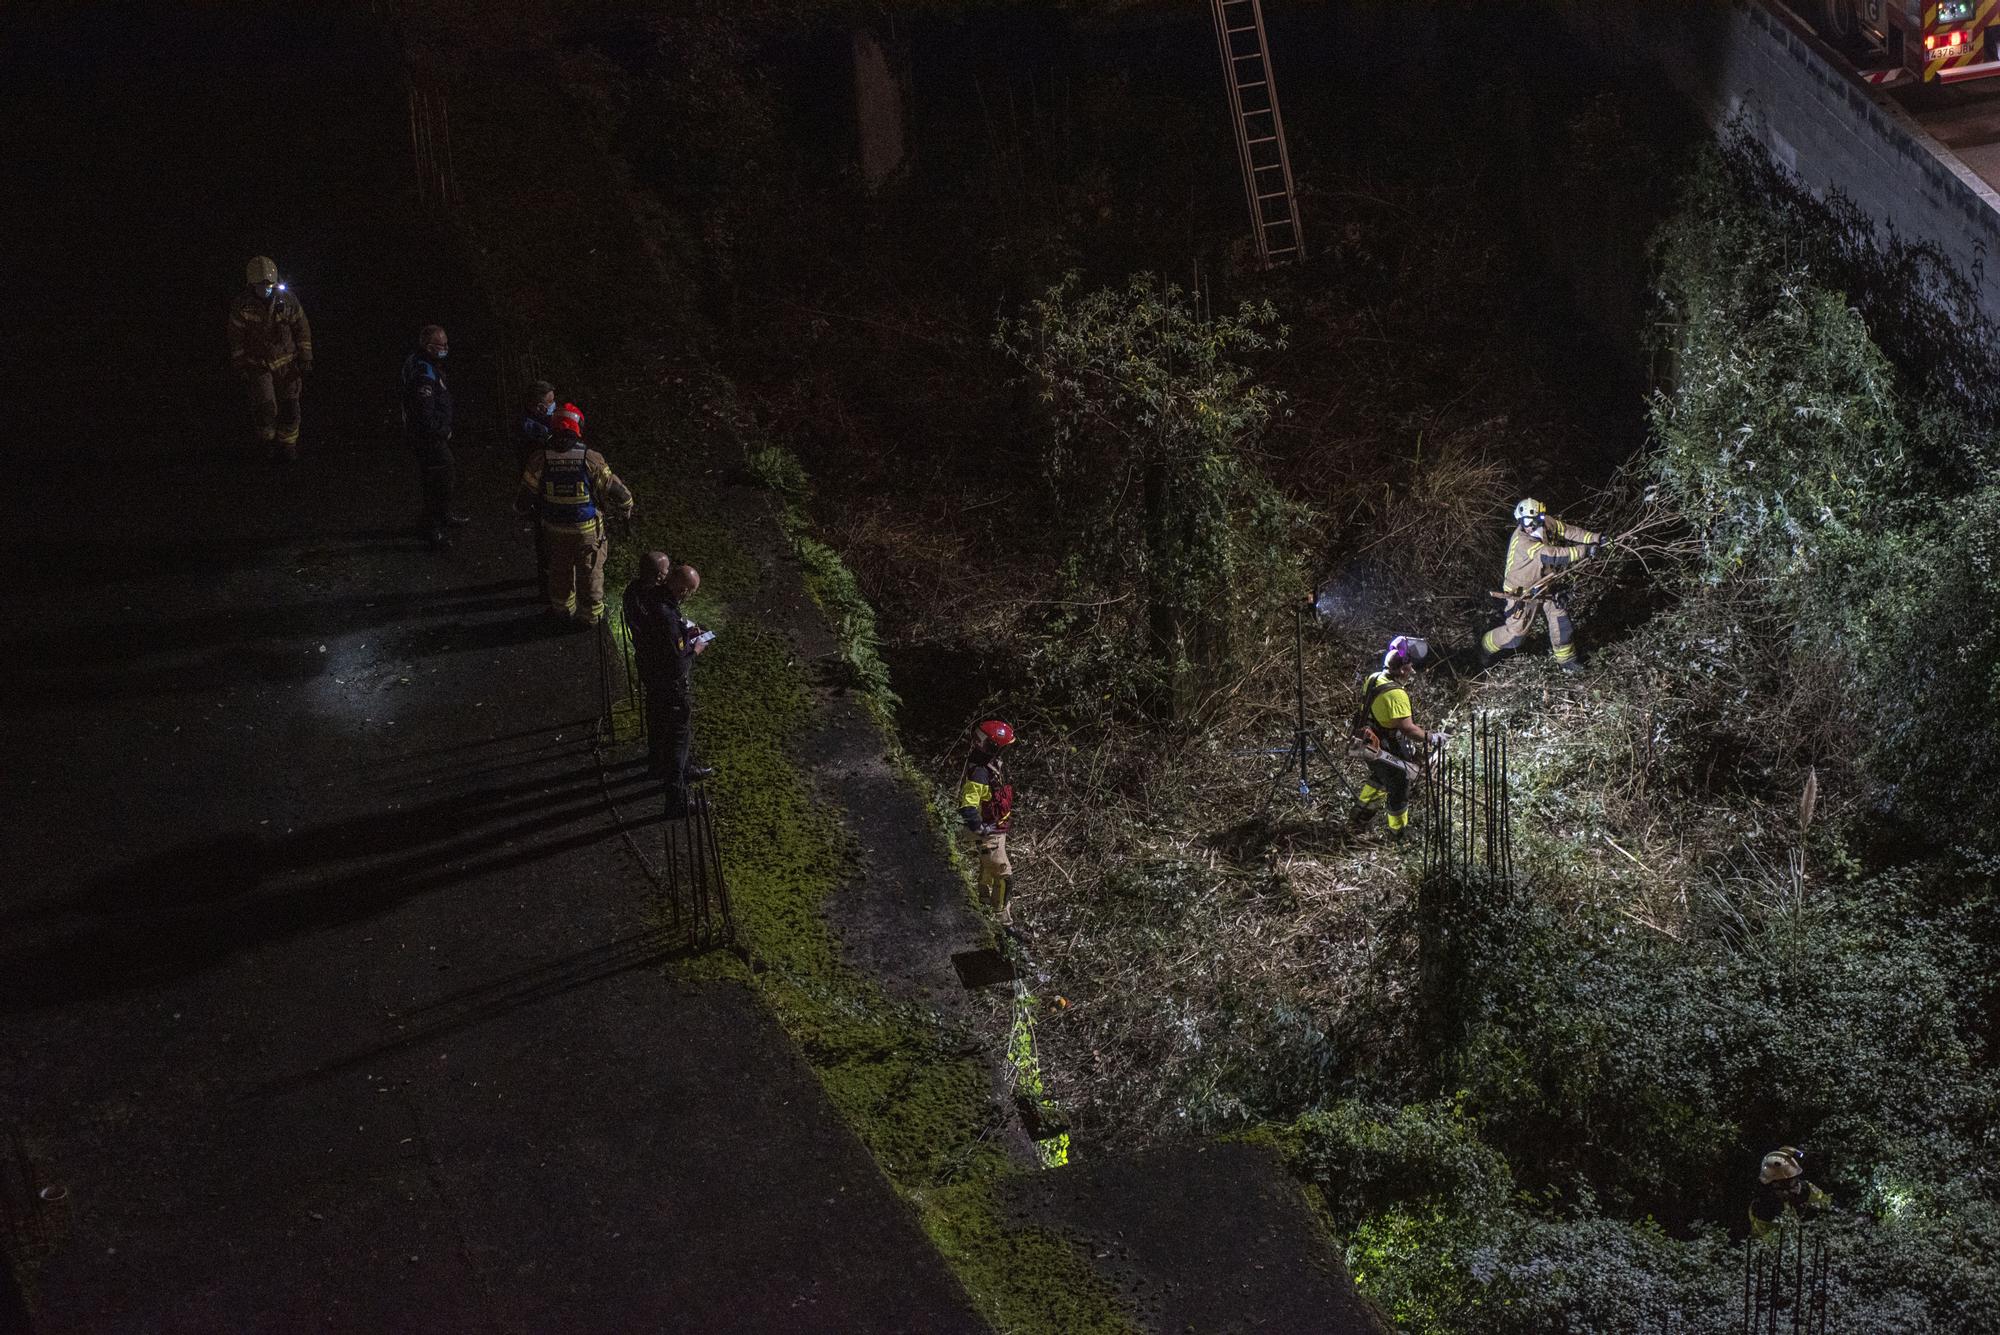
245;256;278;286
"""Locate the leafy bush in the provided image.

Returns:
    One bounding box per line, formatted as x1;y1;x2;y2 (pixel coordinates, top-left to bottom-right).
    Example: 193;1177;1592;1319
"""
1442;873;1979;1215
1646;141;2000;846
995;273;1310;722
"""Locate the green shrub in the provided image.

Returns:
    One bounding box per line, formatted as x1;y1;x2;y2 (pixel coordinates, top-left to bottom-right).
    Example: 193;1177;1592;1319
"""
995;273;1310;723
1646;141;2000;847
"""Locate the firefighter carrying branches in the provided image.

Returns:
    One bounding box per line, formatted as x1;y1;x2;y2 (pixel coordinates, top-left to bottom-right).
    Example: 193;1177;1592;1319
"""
1352;637;1442;841
1480;497;1601;671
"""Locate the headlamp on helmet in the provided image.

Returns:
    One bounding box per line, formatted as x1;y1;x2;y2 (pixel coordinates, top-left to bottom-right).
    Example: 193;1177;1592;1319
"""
1513;497;1548;528
1759;1146;1807;1184
1384;635;1429;671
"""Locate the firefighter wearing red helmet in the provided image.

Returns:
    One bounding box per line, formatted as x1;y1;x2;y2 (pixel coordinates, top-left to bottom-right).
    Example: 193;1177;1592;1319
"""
517;402;635;627
959;719;1018;928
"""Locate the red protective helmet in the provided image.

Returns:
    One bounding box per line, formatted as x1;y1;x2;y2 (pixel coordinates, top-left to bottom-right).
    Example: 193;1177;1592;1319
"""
973;719;1016;751
553;402;585;438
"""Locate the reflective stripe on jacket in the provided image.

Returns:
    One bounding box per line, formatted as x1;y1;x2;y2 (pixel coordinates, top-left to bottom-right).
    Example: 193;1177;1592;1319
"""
1502;515;1598;595
519;444;632;536
227;289;311;370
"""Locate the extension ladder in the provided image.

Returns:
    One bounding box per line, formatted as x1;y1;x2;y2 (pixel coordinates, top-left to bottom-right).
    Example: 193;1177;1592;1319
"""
1210;0;1304;266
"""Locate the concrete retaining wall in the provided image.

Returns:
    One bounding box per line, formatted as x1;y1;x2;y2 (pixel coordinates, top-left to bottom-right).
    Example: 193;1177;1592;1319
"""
1556;0;2000;324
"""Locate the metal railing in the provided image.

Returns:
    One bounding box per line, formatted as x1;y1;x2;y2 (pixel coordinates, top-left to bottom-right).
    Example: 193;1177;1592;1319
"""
1421;710;1513;884
595;614;648;745
1742;1232;1831;1334
662;784;734;951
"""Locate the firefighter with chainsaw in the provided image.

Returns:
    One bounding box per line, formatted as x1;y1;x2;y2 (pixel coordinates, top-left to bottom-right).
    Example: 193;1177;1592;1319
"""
226;256;312;461
1749;1145;1830;1239
1480;498;1601;671
1352;638;1442;840
959;720;1019;930
517;402;634;628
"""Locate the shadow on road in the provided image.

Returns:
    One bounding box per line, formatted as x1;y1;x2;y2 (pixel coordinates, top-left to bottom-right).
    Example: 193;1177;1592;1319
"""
0;763;664;1015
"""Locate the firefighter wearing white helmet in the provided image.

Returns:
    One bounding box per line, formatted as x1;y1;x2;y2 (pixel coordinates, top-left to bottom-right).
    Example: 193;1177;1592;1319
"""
958;719;1018;929
1480;497;1601;671
226;256;313;461
1749;1145;1829;1237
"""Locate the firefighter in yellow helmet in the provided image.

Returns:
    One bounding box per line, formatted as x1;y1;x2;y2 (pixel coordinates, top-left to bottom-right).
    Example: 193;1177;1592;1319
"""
958;719;1018;929
226;257;313;461
1749;1145;1829;1238
1352;638;1442;840
517;402;635;627
1480;497;1601;671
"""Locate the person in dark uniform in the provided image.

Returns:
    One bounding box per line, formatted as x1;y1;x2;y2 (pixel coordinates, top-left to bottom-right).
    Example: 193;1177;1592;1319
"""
623;555;712;809
517;381;556;580
400;324;465;551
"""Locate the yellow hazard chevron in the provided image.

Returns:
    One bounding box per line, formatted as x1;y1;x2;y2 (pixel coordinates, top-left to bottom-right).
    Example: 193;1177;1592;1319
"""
1923;0;1995;79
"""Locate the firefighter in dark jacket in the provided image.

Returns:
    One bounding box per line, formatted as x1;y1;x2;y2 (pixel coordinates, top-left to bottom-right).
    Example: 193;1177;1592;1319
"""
227;256;312;460
958;720;1018;927
400;324;465;550
1352;638;1442;840
623;557;712;808
1481;497;1601;670
518;402;635;626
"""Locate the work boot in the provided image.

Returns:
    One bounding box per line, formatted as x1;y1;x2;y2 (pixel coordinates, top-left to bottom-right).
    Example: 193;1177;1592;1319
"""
1559;657;1584;675
1478;643;1498;669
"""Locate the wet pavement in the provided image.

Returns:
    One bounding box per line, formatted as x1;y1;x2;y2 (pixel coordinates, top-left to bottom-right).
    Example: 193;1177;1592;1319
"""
0;10;981;1332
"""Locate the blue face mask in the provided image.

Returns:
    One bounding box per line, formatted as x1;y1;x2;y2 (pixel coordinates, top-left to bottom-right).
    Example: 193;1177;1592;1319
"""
431;347;448;360
540;401;555;417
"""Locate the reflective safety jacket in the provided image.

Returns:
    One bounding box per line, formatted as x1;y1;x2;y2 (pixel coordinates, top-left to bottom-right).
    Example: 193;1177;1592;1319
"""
1357;669;1414;759
518;443;633;537
959;755;1013;833
227;287;311;373
1501;515;1599;596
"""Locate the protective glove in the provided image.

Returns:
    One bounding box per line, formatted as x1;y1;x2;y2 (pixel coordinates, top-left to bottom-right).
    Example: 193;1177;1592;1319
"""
1585;541;1602;558
1426;730;1446;749
297;358;312;377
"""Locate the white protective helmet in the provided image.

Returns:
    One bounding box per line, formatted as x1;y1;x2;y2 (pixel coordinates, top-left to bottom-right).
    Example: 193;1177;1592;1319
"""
1513;497;1549;526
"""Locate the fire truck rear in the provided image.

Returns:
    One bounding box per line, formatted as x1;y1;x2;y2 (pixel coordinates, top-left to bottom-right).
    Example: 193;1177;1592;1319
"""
1809;0;2000;84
